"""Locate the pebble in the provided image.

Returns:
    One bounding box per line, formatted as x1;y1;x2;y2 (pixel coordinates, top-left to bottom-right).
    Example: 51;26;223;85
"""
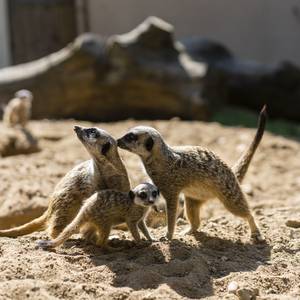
227;281;239;294
272;244;282;253
221;256;229;262
242;183;253;196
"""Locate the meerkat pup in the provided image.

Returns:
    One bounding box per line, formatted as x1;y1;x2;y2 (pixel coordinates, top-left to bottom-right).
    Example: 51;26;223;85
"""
37;183;160;251
117;106;267;242
0;126;130;240
3;89;33;128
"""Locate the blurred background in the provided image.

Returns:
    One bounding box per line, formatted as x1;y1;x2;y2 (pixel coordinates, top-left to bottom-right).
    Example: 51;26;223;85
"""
0;0;300;137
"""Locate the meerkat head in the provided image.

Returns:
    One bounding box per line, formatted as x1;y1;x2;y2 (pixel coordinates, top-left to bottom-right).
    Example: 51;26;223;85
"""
74;126;116;157
15;89;33;104
129;182;160;207
117;126;165;158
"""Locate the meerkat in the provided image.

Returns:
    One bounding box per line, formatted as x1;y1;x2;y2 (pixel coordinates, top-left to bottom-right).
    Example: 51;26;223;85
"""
37;183;160;251
0;126;130;240
117;106;267;241
3;89;33;128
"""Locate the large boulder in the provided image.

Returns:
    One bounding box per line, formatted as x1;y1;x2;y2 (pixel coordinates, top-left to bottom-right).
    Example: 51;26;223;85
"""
0;17;209;121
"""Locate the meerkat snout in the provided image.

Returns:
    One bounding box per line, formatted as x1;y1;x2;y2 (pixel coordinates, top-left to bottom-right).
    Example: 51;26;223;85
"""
117;126;162;157
74;126;114;156
74;126;99;140
73;125;81;133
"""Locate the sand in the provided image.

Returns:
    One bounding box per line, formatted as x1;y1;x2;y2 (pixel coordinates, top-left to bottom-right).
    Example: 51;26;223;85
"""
0;119;299;299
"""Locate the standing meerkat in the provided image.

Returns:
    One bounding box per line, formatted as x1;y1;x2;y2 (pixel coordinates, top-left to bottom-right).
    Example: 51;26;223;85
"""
37;183;160;251
117;106;267;241
3;89;33;128
0;126;130;240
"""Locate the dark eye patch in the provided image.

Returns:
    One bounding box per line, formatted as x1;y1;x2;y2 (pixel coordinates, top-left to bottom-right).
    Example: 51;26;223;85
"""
86;128;99;138
145;137;154;151
138;192;147;199
101;142;111;155
124;133;137;142
152;191;158;198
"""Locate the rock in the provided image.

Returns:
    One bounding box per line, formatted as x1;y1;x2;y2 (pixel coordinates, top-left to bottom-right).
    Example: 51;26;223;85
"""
181;37;233;65
0;17;210;122
286;220;300;228
0;125;40;157
237;288;259;300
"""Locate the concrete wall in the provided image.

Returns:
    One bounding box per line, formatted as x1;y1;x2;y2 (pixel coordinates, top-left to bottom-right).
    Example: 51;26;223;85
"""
0;0;10;68
88;0;300;65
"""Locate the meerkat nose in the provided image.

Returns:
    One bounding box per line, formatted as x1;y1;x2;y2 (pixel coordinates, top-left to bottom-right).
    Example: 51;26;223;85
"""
73;125;81;132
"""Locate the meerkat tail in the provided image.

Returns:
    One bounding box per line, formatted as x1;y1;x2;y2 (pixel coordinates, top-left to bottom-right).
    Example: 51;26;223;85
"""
43;208;87;248
232;105;267;183
0;210;48;237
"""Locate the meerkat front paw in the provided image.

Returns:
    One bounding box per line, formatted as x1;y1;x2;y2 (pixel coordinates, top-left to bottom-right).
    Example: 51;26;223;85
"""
251;231;265;243
37;240;54;249
166;232;173;240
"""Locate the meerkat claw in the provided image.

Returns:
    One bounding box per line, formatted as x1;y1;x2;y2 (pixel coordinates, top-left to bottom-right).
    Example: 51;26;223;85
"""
251;232;265;243
166;232;173;240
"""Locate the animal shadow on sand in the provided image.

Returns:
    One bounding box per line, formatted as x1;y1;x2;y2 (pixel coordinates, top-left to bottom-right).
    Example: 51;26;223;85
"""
59;231;271;299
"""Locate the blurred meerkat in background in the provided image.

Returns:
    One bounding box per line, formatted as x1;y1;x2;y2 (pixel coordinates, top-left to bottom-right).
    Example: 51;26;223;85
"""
3;89;33;128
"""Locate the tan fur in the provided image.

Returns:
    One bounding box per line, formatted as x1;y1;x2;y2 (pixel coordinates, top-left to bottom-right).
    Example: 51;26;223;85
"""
3;90;33;128
37;183;159;251
0;126;130;239
117;107;267;241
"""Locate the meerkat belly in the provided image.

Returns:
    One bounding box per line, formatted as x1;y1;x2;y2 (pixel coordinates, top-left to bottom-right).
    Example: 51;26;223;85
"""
183;181;215;200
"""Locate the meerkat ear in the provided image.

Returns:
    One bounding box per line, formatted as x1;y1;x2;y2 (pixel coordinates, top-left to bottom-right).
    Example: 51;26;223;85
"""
128;190;135;200
157;189;160;196
145;137;154;151
101;142;111;155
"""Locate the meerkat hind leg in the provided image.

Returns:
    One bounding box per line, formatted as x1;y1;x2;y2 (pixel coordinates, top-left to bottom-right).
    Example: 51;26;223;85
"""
246;214;264;243
183;197;203;235
81;224;99;245
48;203;82;239
96;224;122;252
217;186;264;243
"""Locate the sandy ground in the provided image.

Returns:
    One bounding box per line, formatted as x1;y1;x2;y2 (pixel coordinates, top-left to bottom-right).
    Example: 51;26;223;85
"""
0;119;299;300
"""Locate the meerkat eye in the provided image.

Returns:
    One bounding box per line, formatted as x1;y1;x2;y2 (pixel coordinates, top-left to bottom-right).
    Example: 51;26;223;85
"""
152;191;158;198
86;128;98;138
101;142;111;155
124;133;137;142
145;137;154;151
138;192;147;199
